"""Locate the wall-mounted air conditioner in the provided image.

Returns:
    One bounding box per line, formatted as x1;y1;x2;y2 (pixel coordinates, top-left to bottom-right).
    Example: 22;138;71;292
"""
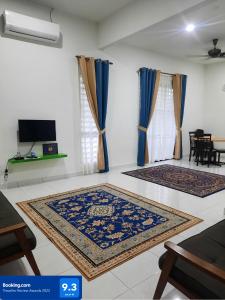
3;10;60;43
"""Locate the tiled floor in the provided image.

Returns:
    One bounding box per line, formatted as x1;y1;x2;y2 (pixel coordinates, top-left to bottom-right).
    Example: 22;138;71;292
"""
1;158;225;299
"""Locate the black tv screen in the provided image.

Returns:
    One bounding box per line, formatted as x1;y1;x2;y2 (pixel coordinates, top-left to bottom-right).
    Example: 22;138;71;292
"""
18;120;56;142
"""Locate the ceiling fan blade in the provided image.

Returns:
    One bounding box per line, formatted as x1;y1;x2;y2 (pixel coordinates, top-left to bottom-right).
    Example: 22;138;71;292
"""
187;54;209;58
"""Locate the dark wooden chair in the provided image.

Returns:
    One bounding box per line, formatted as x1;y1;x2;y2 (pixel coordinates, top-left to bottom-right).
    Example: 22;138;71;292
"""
154;220;225;299
189;130;210;162
215;149;225;165
189;131;196;162
195;137;217;167
203;133;212;140
195;129;204;138
0;191;40;275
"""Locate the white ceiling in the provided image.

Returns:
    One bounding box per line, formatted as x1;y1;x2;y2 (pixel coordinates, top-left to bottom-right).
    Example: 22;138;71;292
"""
122;0;225;63
30;0;225;63
31;0;135;22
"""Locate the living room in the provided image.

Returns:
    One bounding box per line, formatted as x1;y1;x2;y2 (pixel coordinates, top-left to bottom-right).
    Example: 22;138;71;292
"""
0;0;225;299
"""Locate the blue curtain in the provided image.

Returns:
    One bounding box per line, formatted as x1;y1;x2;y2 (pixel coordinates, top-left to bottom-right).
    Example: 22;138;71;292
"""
180;74;187;158
137;68;158;166
95;59;109;172
180;75;187;127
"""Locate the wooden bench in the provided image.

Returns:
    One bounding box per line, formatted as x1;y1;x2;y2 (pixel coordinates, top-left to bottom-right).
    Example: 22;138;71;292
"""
154;220;225;299
0;191;40;275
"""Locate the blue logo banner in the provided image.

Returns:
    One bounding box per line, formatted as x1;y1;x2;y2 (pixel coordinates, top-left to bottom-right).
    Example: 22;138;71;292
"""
0;276;82;300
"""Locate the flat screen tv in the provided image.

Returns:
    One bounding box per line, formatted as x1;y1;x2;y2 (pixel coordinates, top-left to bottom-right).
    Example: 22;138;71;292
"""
18;120;56;142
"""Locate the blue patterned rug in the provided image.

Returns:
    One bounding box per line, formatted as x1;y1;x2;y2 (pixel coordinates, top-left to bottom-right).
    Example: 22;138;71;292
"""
17;184;201;279
123;164;225;197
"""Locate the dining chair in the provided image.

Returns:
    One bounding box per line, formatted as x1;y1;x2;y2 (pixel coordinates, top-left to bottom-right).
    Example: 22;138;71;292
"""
203;133;212;139
195;138;217;167
189;131;196;161
195;129;204;138
215;149;225;165
189;130;208;162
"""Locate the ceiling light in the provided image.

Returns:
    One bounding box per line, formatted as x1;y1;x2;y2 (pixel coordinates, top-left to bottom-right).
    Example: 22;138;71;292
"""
186;24;195;32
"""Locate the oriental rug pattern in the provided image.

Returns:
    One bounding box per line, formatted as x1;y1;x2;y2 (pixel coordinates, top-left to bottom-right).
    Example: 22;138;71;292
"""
123;164;225;197
17;183;201;280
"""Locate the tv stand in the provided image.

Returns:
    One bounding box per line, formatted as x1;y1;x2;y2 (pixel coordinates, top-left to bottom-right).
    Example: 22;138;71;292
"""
8;153;67;164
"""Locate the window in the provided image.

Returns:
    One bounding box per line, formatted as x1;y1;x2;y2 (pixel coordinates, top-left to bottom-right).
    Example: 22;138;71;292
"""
79;73;98;174
147;74;176;162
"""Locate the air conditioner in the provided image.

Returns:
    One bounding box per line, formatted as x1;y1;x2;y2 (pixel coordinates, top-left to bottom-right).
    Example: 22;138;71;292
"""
3;10;60;43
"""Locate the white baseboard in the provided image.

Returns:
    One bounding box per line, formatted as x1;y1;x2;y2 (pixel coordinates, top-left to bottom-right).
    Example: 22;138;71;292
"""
1;171;83;189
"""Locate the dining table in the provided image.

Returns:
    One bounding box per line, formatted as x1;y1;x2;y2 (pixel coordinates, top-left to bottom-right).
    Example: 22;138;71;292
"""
192;136;225;142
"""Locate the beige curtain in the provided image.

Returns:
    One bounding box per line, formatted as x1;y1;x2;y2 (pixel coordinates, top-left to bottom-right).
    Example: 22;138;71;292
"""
172;74;182;160
144;70;161;164
77;56;105;170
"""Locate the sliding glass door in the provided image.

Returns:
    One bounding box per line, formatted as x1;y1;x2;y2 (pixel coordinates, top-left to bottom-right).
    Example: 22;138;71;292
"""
147;74;176;162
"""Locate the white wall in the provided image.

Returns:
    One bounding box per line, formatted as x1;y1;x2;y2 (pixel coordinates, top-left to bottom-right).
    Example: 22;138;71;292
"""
0;0;98;185
0;0;205;186
204;63;225;141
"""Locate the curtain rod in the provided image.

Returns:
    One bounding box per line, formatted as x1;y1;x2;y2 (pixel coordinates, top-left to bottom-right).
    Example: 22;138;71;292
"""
136;69;175;76
161;72;174;76
76;55;113;65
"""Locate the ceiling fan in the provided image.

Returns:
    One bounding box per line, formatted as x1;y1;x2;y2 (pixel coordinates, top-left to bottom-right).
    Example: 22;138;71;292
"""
189;39;225;59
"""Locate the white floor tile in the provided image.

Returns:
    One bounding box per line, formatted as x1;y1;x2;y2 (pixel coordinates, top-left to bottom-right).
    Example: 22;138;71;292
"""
61;269;127;300
0;259;33;276
83;274;127;300
149;234;186;258
130;272;174;300
32;243;74;275
131;273;161;299
162;288;188;300
111;251;160;288
114;288;138;299
1;158;225;299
